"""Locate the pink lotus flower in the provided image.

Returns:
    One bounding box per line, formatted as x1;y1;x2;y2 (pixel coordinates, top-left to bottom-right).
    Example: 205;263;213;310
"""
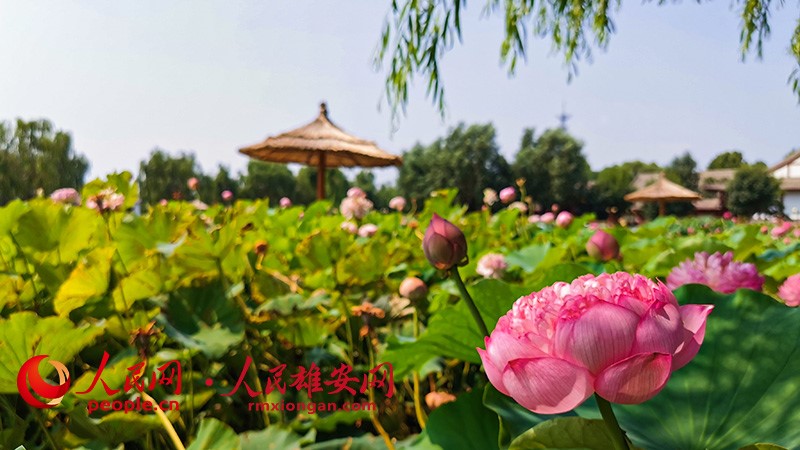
476;253;508;279
760;226;769;234
540;212;555;224
499;187;516;204
187;177;199;191
722;211;733;220
279;197;292;208
778;274;800;307
191;199;209;210
399;277;428;301
159;199;168;206
686;227;695;235
389;196;407;212
586;230;620;262
483;188;498;206
527;215;541;223
86;188;125;212
340;221;358;234
221;190;233;201
556;211;574;228
50;188;81;205
478;272;713;413
666;251;764;294
357;223;378;237
347;187;367;198
772;222;792;237
794;228;800;238
423;214;468;270
340;196;373;219
508;201;528;213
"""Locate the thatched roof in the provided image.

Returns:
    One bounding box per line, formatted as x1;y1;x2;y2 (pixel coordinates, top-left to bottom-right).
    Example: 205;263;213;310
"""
624;173;702;202
239;103;402;168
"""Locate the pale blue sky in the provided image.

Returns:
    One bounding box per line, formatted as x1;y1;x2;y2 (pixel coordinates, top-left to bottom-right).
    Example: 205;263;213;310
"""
1;1;798;185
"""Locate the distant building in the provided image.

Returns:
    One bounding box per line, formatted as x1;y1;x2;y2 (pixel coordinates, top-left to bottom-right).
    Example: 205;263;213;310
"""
770;151;800;220
694;151;800;219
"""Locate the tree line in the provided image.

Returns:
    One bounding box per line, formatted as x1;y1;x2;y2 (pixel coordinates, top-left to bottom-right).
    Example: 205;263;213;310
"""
0;118;784;217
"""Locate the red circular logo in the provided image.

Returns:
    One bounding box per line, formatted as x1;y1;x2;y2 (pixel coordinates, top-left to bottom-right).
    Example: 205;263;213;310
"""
16;355;71;408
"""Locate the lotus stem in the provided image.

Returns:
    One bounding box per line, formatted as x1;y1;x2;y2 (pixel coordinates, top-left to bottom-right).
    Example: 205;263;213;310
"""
141;391;185;450
412;309;427;428
451;268;490;337
595;394;631;450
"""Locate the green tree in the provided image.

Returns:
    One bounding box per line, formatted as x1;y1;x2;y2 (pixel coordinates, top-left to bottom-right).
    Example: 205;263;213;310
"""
708;151;747;170
0;119;89;204
376;0;800;115
513;128;590;212
398;123;512;209
590;161;661;216
726;166;782;217
353;170;378;199
239;161;296;202
212;165;239;200
138;150;208;205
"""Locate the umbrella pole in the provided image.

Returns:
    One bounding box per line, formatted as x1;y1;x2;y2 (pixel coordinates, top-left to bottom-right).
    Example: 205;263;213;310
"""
316;153;326;200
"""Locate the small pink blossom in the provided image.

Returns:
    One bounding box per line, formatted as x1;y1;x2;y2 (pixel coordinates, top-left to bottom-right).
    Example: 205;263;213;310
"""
340;196;373;219
772;222;792;237
760;226;769;234
540;212;555;224
340;221;358;234
357;223;378;237
508;201;528;213
159;199;168;206
483;188;498;206
191;199;208;210
279;197;292;208
666;251;764;294
722;211;733;220
85;188;125;213
687;227;695;235
50;188;81;205
476;253;508;279
187;177;199;191
555;211;574;228
221;190;234;201
527;215;541;223
794;228;800;238
479;272;713;413
389;196;407;212
347;187;367;198
499;187;516;204
778;274;800;307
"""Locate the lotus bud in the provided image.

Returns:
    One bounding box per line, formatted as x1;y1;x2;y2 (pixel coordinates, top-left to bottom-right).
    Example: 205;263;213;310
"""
499;187;516;204
555;211;574;228
423;214;468;270
399;277;428;301
586;230;620;262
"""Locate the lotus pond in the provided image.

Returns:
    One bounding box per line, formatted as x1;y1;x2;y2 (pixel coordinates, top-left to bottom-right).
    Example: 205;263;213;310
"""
1;177;799;450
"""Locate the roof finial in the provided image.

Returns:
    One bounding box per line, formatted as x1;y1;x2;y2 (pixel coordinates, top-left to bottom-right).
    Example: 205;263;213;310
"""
320;102;328;118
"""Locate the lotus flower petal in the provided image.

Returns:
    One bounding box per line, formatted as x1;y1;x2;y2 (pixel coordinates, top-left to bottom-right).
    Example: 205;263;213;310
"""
595;352;672;404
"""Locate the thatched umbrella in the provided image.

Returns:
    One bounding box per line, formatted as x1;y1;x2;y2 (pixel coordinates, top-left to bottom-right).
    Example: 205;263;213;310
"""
624;172;702;216
239;103;402;200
